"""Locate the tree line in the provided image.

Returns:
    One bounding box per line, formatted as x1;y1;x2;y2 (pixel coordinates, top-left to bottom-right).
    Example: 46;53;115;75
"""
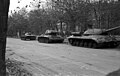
8;0;120;37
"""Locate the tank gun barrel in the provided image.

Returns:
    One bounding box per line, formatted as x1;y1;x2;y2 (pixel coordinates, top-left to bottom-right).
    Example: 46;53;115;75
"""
105;26;120;32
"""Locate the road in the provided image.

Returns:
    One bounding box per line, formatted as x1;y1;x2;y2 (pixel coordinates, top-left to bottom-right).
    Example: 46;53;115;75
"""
6;38;120;76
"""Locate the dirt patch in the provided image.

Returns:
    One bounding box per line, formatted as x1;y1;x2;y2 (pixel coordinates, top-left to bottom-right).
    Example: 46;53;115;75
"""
6;59;33;76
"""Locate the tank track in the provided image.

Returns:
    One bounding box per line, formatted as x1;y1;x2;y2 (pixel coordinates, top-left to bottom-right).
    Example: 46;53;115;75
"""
38;37;49;43
68;38;119;48
38;37;64;43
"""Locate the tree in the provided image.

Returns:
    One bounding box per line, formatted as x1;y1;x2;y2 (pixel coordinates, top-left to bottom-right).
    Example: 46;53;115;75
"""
8;8;29;37
89;0;120;29
0;0;10;75
28;8;59;34
48;0;92;31
28;9;49;34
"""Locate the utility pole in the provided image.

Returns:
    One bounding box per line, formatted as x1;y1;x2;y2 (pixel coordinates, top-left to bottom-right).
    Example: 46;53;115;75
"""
0;0;10;75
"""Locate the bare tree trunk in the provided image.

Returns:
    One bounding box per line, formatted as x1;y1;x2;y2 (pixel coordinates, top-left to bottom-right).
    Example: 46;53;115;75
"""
60;21;63;32
93;7;99;28
0;0;10;75
107;14;110;29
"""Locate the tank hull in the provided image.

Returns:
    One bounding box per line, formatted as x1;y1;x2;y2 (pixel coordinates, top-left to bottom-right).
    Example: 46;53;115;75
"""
37;36;64;43
67;35;120;48
20;35;36;40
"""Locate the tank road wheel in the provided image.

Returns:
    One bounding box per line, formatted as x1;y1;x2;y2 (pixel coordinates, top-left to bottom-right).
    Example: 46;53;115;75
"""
38;38;44;43
76;40;79;46
70;40;75;46
78;41;81;46
74;40;79;46
44;38;49;43
88;42;92;48
38;38;41;43
21;37;26;40
40;38;43;43
41;38;44;43
84;41;88;47
110;43;119;48
72;41;75;45
69;39;73;44
73;40;77;46
24;38;26;40
92;42;97;48
59;40;63;43
79;40;84;47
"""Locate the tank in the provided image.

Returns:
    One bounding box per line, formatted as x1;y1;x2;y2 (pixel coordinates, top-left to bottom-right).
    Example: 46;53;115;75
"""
67;26;120;48
20;32;36;40
37;30;64;43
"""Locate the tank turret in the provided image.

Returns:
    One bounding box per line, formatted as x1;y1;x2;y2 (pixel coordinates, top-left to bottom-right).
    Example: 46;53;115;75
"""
84;26;120;35
67;26;120;48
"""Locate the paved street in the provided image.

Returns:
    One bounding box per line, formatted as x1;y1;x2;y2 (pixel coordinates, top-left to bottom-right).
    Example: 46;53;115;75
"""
6;38;120;76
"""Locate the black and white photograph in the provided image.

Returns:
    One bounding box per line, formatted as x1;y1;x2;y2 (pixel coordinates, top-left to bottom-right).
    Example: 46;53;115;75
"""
0;0;120;76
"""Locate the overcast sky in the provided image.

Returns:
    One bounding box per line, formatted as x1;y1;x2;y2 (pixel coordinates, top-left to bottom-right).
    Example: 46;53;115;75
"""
9;0;46;11
10;0;32;10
